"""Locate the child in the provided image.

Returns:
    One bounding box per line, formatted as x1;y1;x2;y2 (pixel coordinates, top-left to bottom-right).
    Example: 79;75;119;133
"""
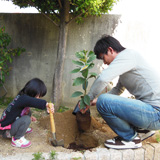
0;78;54;148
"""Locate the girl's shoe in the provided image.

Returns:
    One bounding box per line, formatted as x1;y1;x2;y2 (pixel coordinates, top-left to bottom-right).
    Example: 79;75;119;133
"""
26;127;32;134
11;136;31;148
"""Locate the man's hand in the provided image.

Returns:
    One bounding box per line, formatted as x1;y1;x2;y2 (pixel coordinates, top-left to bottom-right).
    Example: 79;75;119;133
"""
78;97;97;114
78;101;90;114
80;105;90;114
81;98;98;113
90;98;98;106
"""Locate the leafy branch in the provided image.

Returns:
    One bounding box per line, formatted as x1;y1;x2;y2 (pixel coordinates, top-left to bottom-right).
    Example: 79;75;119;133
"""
0;27;25;85
71;50;97;109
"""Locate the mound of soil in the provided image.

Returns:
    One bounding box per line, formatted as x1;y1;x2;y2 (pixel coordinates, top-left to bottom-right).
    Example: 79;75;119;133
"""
39;109;117;150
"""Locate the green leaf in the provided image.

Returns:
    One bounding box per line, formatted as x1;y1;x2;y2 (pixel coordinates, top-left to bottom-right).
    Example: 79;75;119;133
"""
76;7;79;12
75;51;85;59
72;60;84;66
88;51;94;57
8;57;12;63
73;77;85;86
80;98;86;109
90;72;97;76
80;64;89;71
87;55;96;63
88;63;94;69
71;91;83;97
84;95;90;106
82;50;88;55
88;72;97;79
81;68;88;78
71;68;81;73
79;58;87;63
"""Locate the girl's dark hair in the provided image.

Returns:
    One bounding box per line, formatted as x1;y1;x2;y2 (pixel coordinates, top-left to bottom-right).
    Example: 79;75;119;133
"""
94;35;126;59
18;78;47;97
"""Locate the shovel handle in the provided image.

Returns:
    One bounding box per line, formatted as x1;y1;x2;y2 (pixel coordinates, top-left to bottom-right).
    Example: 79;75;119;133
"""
49;103;56;133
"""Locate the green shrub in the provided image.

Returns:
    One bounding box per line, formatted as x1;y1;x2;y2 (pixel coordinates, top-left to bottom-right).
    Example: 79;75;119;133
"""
0;26;25;85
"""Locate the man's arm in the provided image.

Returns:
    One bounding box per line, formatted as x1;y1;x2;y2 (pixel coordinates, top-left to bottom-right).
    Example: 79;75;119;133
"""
108;79;125;95
88;50;136;100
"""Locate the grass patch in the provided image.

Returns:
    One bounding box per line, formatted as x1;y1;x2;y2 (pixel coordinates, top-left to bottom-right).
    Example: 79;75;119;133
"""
32;151;57;160
32;152;45;160
57;106;69;113
0;97;13;109
156;130;160;143
31;108;46;120
49;150;57;160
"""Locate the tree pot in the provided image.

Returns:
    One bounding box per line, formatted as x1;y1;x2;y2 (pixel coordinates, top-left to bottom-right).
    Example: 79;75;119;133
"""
76;111;91;132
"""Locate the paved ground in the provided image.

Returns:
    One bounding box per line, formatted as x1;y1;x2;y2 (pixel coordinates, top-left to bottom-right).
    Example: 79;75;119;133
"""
1;143;160;160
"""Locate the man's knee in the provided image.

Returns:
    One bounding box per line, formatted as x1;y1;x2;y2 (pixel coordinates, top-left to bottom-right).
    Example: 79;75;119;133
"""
97;93;109;104
96;94;111;111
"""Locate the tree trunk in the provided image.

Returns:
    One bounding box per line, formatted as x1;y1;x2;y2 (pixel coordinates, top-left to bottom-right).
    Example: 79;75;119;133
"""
51;0;70;111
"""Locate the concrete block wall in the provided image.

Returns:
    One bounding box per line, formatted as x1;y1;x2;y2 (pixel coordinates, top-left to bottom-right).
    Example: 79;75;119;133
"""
0;13;120;107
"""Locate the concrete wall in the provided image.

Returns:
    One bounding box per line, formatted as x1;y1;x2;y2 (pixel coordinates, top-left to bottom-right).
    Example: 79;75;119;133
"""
0;13;120;107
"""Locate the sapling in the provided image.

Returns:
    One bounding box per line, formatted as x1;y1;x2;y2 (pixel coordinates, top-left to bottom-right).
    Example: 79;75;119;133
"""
71;50;97;109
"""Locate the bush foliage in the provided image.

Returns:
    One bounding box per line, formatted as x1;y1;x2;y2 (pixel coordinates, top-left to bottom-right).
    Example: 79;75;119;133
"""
0;27;25;85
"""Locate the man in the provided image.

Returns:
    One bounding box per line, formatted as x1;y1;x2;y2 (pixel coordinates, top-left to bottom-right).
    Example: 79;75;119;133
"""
85;35;160;149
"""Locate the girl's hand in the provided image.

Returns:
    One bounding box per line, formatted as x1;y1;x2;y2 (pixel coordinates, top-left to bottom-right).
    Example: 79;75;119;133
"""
31;116;37;122
46;103;54;113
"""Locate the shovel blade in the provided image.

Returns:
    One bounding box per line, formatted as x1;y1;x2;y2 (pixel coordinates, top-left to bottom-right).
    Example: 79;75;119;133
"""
51;139;64;147
49;138;64;147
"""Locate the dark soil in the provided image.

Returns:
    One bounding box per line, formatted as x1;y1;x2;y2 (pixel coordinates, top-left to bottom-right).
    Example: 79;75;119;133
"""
68;142;94;151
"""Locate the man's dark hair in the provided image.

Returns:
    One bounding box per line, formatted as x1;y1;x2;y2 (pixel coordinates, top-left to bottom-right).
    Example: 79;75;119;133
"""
94;35;126;59
18;78;47;97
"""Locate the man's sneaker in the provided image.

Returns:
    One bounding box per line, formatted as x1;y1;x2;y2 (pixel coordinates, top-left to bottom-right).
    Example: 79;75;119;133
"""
137;129;155;141
11;136;31;148
104;136;142;149
26;128;32;134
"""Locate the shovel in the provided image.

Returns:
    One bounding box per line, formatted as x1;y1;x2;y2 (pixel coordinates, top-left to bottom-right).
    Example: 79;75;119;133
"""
48;103;64;147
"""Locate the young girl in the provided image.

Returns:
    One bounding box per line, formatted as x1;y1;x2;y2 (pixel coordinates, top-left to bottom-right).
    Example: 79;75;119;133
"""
0;78;54;148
